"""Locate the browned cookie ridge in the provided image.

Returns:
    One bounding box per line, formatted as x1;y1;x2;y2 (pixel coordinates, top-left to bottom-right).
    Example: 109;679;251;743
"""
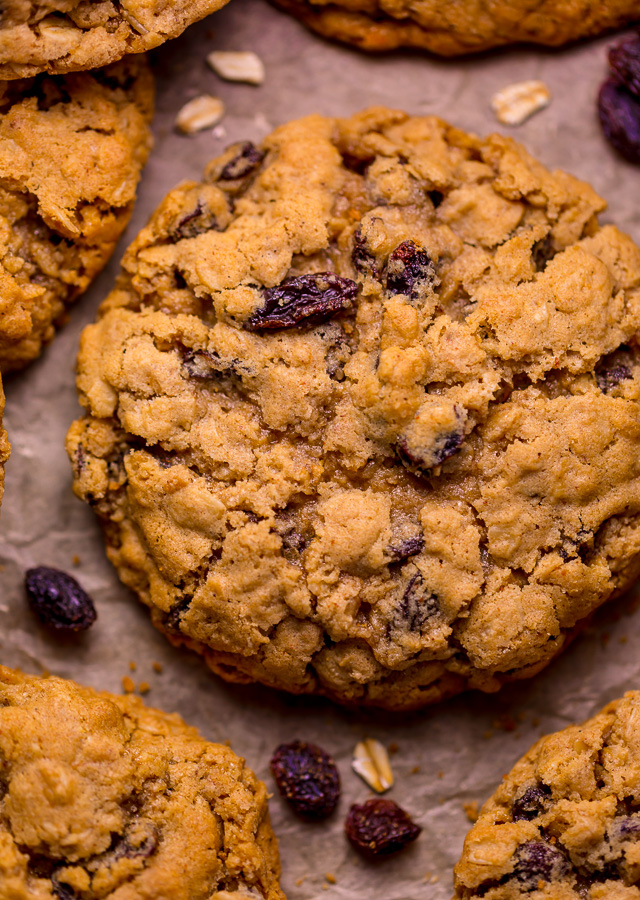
269;0;640;54
0;56;153;373
0;0;231;79
0;377;10;508
67;108;640;710
454;691;640;899
0;666;284;900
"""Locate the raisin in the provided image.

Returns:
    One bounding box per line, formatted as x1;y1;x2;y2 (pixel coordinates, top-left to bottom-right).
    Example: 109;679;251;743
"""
609;33;640;98
595;348;634;393
388;536;424;562
246;273;358;332
397;425;464;472
52;877;78;900
25;567;97;631
396;573;439;632
345;798;421;857
610;815;640;837
386;240;435;298
170;202;219;241
598;78;640;164
351;228;378;277
181;348;237;380
532;235;555;271
219;141;265;180
428;189;444;207
512;784;551;822
511;841;569;890
270;740;340;819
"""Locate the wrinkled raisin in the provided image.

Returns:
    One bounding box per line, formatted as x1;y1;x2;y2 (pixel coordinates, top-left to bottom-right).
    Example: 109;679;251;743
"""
610;815;640;838
396;573;439;632
512;784;551;821
595;348;634;393
386;240;435;298
511;841;569;890
219;141;265;180
52;876;78;900
599;78;640;164
397;426;464;472
181;348;237;380
25;567;97;631
271;740;340;819
609;32;640;97
351;228;378;277
532;235;555;271
246;273;358;332
345;799;421;857
388;536;424;562
170;202;219;241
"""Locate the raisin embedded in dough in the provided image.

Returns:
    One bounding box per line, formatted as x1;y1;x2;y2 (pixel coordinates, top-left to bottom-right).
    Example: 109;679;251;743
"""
454;691;640;899
0;666;284;900
67;107;640;710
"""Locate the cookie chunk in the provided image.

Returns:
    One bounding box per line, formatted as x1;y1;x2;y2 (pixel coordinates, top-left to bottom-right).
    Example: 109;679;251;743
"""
454;691;640;899
0;0;230;79
0;378;10;507
67;108;640;710
270;0;640;54
0;666;284;900
0;56;153;373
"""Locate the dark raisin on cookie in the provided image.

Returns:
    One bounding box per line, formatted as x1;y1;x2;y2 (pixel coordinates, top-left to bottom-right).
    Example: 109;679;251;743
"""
25;567;97;631
511;841;569;890
385;240;435;298
181;348;236;380
598;78;640;164
532;235;556;271
351;228;378;276
396;573;439;632
512;784;552;821
219;141;266;181
345;798;421;857
397;424;465;473
609;32;640;98
169;202;219;242
595;347;634;393
388;536;425;562
271;740;340;819
246;273;358;332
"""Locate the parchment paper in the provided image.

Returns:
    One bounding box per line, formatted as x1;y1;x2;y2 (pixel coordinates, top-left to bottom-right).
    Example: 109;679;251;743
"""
2;4;640;897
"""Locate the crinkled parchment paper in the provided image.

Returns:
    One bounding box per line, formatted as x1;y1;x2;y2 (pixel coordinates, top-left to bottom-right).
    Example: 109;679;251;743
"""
2;3;640;897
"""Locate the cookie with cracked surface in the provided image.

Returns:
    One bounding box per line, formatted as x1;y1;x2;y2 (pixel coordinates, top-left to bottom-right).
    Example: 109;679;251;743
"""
0;665;284;900
0;0;231;79
453;691;640;899
67;107;640;710
269;0;640;54
0;56;153;373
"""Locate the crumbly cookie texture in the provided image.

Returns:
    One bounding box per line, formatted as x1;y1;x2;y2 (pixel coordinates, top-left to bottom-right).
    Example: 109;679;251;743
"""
67;108;640;710
0;0;230;79
0;666;284;900
454;691;640;899
0;56;153;373
269;0;640;54
0;378;10;506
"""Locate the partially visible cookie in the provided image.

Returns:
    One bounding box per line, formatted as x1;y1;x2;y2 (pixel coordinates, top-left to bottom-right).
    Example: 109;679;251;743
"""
0;0;231;79
0;56;153;373
454;691;640;899
270;0;640;54
0;665;284;900
0;378;10;507
67;108;640;711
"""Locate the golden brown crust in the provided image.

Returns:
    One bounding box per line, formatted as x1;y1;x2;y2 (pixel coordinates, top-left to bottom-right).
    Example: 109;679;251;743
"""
0;377;10;509
0;0;230;79
0;56;153;373
269;0;640;54
0;665;284;900
67;108;640;710
454;691;640;898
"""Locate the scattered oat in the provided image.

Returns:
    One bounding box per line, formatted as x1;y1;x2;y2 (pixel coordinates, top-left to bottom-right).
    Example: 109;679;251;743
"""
463;800;479;823
138;681;150;694
122;675;135;694
129;661;137;672
491;79;550;125
152;661;163;674
325;873;336;884
175;95;225;134
352;738;394;793
430;875;440;884
207;50;265;85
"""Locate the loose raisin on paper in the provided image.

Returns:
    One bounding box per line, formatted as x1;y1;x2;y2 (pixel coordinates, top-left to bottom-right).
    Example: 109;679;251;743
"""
271;740;340;819
246;273;358;332
609;32;640;97
25;566;97;631
345;798;421;857
599;78;640;164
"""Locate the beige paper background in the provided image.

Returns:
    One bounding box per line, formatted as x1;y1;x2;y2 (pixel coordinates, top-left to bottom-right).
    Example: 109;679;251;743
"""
2;3;640;897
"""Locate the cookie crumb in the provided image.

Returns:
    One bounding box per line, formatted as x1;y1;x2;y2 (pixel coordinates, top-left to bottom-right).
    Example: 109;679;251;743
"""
491;79;550;125
152;661;163;673
388;741;399;755
207;50;265;85
122;675;135;694
325;873;336;884
129;661;137;672
175;95;225;134
463;800;479;822
138;681;150;694
72;555;81;566
410;765;420;775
